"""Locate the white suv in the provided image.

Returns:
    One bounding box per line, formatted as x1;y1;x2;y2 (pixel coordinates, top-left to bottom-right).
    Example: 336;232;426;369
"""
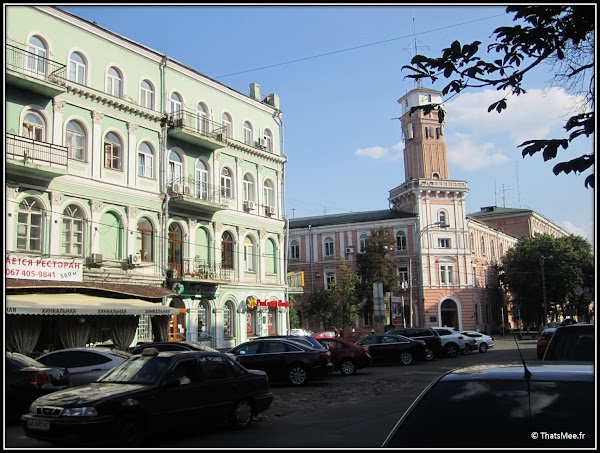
432;328;474;358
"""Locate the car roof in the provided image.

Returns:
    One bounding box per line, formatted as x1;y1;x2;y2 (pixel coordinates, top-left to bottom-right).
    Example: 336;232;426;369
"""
441;364;594;382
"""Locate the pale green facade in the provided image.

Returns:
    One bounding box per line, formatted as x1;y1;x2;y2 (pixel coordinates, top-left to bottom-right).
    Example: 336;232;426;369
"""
6;6;289;350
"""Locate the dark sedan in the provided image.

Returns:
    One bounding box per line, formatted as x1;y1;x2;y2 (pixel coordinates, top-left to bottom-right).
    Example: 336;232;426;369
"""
129;341;220;354
22;349;273;447
383;364;595;448
6;352;71;422
355;334;427;365
315;337;372;375
228;338;334;385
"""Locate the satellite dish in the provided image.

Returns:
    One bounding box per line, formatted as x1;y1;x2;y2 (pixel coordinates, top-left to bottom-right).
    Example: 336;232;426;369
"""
172;282;184;295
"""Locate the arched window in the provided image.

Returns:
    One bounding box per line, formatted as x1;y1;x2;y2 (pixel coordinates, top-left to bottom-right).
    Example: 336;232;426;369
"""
224;301;234;338
68;51;86;85
324;237;334;257
220;167;233;198
168;223;183;276
243;121;253;145
99;211;123;260
491;241;496;259
66;120;86;160
481;236;486;255
359;234;368;253
103;132;122;170
137;142;154;178
263;179;274;210
170;92;183;116
168;151;182;184
290;239;300;260
23;111;45;141
265;238;277;274
244;236;255;272
439;210;448;226
61;204;84;256
221;112;232;138
17;197;44;252
243;174;255;203
26;35;47;74
196;102;208;134
263;129;273;152
222;231;234;269
396;230;407;251
195;160;208;199
106;66;122;97
139;80;154;109
136;217;154;262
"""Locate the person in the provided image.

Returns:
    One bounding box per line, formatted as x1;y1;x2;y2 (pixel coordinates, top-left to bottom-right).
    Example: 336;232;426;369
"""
334;327;339;338
339;328;344;338
173;364;190;385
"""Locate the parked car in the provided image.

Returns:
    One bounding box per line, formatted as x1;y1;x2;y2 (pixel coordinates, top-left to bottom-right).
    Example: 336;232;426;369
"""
460;331;495;353
129;341;220;355
315;337;372;375
386;327;444;360
36;347;131;386
22;349;272;447
343;330;372;344
542;323;594;362
5;352;71;423
254;335;327;350
313;331;337;339
355;334;427;365
431;327;469;357
228;338;333;385
545;321;561;328
290;329;314;336
382;364;595;448
536;327;556;359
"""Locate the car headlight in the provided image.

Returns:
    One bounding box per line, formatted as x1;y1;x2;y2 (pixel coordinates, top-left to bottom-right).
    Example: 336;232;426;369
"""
61;407;98;417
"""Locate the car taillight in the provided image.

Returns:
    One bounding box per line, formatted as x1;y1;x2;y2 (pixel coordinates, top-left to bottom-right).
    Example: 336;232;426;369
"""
320;351;331;361
29;372;51;384
458;335;463;339
362;347;369;354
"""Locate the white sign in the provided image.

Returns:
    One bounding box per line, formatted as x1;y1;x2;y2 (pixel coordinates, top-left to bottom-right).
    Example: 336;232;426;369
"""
6;255;83;282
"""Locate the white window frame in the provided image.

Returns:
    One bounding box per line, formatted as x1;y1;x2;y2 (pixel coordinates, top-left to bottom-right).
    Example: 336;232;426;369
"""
140;80;154;109
106;66;122;98
17;197;44;252
137;142;153;178
325;271;336;290
68;52;86;85
324;237;335;257
438;238;451;249
244;236;255;272
243;174;255;203
66;120;86;161
243;121;253;145
103;132;122;170
290;240;300;260
396;230;407;251
440;265;455;285
263;179;274;208
61;205;84;256
220;168;233;198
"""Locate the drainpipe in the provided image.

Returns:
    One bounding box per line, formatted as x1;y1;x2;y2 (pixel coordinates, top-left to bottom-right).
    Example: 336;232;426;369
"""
159;55;169;282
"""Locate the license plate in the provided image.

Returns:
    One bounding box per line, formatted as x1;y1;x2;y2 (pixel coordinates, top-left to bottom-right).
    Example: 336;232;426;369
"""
27;419;50;431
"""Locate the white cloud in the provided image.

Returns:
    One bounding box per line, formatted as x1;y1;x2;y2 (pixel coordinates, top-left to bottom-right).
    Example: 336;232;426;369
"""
355;144;403;161
562;221;592;242
446;132;509;171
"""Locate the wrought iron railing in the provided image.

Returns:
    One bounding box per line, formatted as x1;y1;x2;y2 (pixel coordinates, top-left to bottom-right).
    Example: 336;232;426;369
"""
168;109;227;139
6;44;67;85
167;177;227;203
182;258;233;281
6;133;68;168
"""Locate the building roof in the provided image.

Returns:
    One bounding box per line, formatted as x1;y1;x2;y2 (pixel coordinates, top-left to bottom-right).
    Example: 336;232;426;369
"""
289;209;416;229
468;206;536;219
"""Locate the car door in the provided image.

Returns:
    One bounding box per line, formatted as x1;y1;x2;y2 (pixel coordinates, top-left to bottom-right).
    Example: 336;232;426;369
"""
231;341;264;374
359;335;386;362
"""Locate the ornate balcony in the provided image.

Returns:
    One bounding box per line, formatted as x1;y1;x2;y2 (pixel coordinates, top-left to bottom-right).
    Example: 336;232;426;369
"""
6;133;68;178
167;110;228;150
167;178;228;213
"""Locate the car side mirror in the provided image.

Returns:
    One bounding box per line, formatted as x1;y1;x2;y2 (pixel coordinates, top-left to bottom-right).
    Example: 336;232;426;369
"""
163;376;180;389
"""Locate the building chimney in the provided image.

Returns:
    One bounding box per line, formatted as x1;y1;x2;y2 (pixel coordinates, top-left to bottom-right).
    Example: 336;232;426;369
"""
250;82;260;101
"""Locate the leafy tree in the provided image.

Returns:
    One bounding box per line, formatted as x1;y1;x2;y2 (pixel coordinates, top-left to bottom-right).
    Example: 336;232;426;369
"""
303;287;336;329
499;234;594;325
403;6;594;188
288;295;300;329
329;257;360;332
355;227;398;317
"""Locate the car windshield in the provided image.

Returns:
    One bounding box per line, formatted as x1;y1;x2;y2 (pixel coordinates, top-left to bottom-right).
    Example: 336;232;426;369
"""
97;355;171;384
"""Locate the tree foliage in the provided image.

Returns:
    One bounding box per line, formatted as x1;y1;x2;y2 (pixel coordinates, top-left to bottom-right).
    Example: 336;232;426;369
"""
303;287;336;329
355;227;398;314
403;6;595;188
498;234;594;325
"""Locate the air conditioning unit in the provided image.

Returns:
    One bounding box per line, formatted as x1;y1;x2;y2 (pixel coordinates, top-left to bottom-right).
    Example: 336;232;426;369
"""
259;137;267;149
129;253;142;265
172;182;182;194
90;253;103;265
244;200;255;211
345;247;354;254
266;206;275;216
184;185;192;196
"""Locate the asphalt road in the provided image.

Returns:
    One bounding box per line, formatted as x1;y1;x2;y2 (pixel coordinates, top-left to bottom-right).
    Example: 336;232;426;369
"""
5;336;540;449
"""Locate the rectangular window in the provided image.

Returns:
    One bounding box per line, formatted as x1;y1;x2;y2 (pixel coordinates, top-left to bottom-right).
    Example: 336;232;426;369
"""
290;242;300;260
438;238;451;248
472;267;478;287
325;271;335;290
104;143;121;170
440;265;454;285
324;240;334;257
397;266;409;289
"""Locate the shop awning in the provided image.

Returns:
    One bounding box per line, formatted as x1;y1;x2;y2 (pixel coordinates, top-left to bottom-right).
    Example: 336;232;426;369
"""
6;293;179;316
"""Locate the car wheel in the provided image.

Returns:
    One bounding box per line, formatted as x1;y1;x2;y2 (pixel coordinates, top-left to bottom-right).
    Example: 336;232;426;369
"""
114;413;146;447
340;359;357;376
424;348;434;361
230;400;253;429
479;343;488;353
399;351;413;365
444;343;459;358
288;365;308;385
461;346;471;355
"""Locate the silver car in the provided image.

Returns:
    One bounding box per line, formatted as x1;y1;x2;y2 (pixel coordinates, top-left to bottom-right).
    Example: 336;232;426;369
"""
461;331;495;353
36;347;131;386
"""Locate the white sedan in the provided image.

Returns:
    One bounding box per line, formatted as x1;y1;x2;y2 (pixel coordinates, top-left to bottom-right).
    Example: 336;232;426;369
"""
460;331;495;353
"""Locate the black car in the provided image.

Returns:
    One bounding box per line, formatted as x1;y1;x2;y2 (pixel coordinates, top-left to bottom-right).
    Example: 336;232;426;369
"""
228;338;334;385
22;349;273;447
385;327;444;360
5;352;71;423
129;341;220;354
254;335;327;350
355;334;427;365
542;323;594;361
383;364;595;448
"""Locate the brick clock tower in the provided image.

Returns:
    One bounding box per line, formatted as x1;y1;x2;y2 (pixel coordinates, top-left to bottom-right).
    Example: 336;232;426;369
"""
389;86;472;329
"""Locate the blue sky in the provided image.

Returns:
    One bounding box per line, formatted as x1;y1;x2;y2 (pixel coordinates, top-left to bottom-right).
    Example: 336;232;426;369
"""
58;5;595;244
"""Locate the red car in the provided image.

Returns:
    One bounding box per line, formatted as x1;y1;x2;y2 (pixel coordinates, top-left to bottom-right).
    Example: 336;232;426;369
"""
313;331;337;339
315;337;372;375
536;327;556;359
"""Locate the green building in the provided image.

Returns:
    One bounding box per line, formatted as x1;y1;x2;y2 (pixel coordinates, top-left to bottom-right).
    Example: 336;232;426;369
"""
5;6;289;354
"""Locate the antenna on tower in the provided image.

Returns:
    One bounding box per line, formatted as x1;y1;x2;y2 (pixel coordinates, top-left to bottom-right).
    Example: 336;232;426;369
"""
403;10;430;89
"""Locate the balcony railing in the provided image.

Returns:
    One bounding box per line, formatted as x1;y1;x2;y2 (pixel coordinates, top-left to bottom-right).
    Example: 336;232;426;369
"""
6;44;67;86
167;178;227;204
6;133;68;169
182;258;234;281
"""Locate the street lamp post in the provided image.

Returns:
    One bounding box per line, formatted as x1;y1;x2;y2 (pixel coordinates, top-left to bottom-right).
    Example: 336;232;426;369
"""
418;221;451;326
540;255;553;327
